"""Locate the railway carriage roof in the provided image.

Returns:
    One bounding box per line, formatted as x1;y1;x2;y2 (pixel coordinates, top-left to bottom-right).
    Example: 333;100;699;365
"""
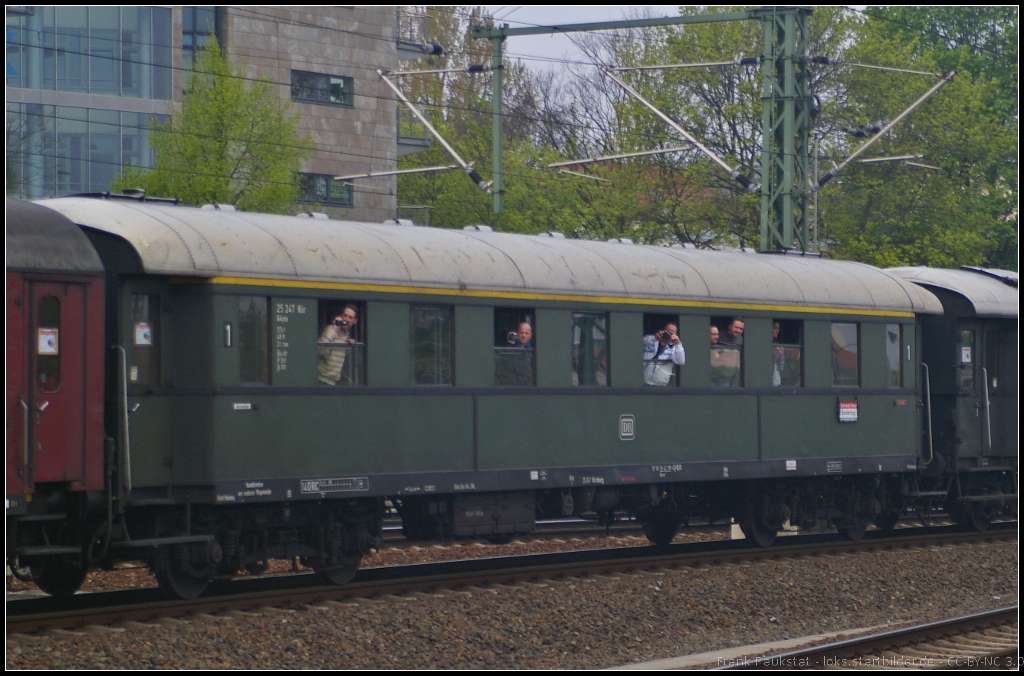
6;199;105;275
889;267;1018;319
39;197;942;317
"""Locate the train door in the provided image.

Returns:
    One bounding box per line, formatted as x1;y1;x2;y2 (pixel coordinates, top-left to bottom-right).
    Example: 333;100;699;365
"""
982;322;1017;459
26;282;89;485
955;322;982;460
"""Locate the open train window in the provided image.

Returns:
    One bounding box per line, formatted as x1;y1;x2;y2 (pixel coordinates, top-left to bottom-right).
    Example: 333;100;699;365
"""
317;301;366;386
711;316;743;388
572;312;608;387
772;319;802;388
643;314;681;387
885;324;902;389
238;296;269;384
494;308;534;386
411;305;452;385
831;323;859;387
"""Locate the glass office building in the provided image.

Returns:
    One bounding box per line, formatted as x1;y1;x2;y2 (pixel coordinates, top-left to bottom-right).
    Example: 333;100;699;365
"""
6;6;174;198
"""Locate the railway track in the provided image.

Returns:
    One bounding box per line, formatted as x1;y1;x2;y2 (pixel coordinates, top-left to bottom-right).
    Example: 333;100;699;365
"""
7;522;1015;637
713;605;1018;670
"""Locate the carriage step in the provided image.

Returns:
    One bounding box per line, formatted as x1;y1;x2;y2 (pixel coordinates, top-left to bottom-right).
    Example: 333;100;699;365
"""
17;513;68;523
16;545;81;556
960;493;1017;502
961;466;1017;473
110;534;215;548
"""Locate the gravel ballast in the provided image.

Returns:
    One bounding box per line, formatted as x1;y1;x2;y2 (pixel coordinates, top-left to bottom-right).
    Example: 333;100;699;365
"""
6;540;1016;670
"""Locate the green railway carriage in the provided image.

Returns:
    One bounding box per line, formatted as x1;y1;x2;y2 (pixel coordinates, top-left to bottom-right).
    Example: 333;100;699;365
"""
21;195;954;597
889;267;1018;531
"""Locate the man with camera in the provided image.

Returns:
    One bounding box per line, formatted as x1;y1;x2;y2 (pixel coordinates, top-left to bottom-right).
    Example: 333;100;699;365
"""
318;304;359;385
643;322;686;386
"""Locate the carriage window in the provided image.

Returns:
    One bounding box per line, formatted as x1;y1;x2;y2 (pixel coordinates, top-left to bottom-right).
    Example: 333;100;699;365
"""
37;296;61;393
711;317;742;388
411;305;452;385
885;324;902;388
643;314;681;387
130;294;161;385
238;296;269;384
494;308;534;386
959;330;975;390
831;323;859;387
317;301;366;386
572;312;608;386
772;319;802;387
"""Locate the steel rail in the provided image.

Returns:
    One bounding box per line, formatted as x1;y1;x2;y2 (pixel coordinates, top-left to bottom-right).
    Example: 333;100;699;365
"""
7;523;1016;636
711;605;1019;670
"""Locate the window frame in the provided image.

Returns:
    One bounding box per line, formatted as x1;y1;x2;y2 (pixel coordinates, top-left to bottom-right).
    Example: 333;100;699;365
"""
772;319;803;388
317;300;367;387
572;311;609;387
410;304;453;386
830;322;860;388
493;307;535;387
291;69;354;107
298;173;354;207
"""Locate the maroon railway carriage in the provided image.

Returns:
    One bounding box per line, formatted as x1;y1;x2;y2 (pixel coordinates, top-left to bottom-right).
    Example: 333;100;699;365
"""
6;199;106;595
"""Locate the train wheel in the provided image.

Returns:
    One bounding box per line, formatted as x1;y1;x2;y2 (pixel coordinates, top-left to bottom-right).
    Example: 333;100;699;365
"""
486;533;515;545
155;544;212;600
641;517;678;546
958;500;991;532
838;520;868;541
873;500;904;532
316;554;361;586
34;556;88;598
740;495;778;548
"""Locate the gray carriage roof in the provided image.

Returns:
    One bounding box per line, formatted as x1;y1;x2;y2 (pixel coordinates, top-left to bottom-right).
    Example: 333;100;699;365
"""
38;197;942;317
6;199;105;275
888;266;1018;319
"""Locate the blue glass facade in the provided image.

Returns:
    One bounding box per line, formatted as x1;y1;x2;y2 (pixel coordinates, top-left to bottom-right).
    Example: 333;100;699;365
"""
6;6;173;198
6;6;172;98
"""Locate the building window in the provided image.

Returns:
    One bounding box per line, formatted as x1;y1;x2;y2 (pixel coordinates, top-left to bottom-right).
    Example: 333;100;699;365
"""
298;173;354;207
572;312;608;387
182;6;217;68
494;308;534;386
411;305;452;385
772;319;802;388
885;324;902;389
238;296;269;384
291;70;353;106
6;103;167;199
6;6;171;99
831;323;859;387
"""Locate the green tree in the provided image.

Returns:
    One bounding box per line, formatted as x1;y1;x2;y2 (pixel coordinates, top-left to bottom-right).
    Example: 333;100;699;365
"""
113;39;311;212
821;9;1017;269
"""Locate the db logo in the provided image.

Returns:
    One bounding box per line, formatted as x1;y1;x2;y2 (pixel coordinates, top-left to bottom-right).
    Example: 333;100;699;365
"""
619;414;635;441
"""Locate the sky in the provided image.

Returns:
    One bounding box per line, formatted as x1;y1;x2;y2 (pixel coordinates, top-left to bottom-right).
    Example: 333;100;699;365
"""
481;6;682;71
